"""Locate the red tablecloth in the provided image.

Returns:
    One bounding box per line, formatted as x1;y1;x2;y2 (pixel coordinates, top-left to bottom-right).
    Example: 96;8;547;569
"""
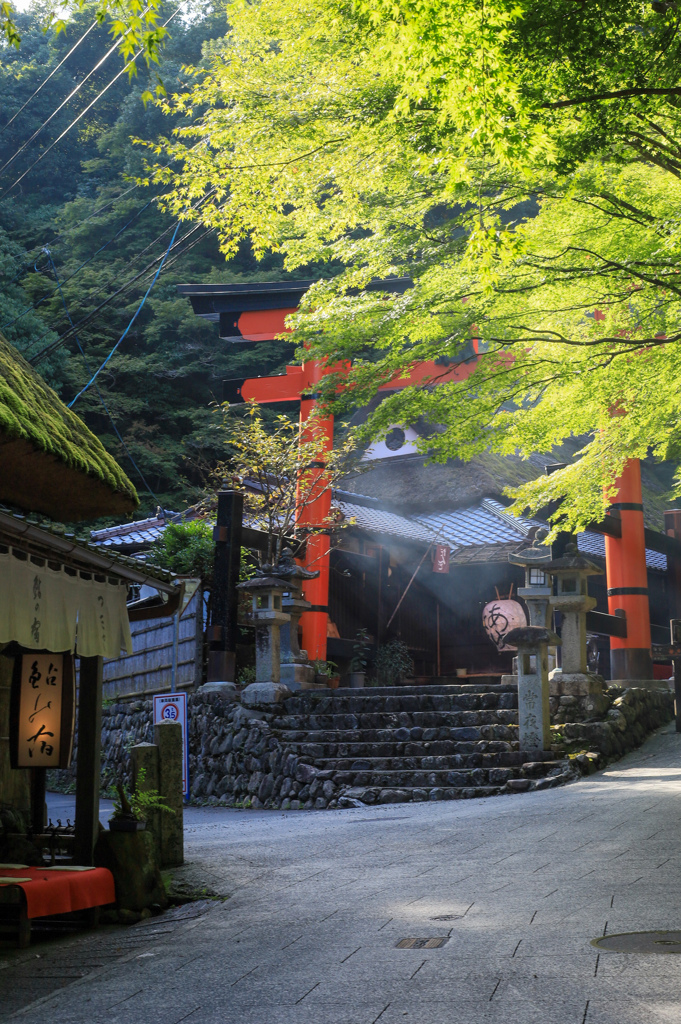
0;866;115;919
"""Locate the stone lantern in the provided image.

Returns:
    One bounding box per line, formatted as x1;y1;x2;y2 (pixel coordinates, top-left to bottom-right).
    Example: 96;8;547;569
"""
271;548;319;691
505;625;561;752
508;528;554;628
546;542;604;697
237;577;291;706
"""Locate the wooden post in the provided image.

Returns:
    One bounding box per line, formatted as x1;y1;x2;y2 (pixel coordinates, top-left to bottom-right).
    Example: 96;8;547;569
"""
30;768;46;834
74;655;103;865
207;490;243;684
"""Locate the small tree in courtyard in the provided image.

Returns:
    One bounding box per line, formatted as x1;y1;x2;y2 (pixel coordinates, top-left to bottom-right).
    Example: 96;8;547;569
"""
202;401;359;570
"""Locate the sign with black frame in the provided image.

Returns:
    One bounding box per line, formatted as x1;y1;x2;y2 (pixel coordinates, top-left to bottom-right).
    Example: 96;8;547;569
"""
9;650;75;769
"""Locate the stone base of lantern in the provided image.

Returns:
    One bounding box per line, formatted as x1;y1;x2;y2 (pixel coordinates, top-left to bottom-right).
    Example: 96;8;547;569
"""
548;670;604;697
197;681;239;697
609;677;672;691
280;662;318;691
241;681;292;708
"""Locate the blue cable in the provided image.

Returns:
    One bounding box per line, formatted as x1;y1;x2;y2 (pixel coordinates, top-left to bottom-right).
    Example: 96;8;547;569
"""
46;248;159;502
68;220;180;409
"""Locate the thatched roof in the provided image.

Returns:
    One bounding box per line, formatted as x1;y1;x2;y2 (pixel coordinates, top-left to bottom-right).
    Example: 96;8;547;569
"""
0;333;138;520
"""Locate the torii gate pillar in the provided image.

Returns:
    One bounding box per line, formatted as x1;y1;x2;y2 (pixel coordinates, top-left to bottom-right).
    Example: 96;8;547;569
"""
297;361;333;663
604;458;653;680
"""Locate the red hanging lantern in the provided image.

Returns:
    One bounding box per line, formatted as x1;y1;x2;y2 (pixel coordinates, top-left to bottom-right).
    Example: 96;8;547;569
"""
482;585;527;651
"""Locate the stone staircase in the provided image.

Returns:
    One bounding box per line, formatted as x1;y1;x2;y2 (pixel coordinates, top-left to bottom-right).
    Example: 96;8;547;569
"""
272;683;569;807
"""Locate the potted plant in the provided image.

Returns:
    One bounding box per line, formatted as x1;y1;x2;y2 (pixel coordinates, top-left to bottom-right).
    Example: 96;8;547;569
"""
313;659;340;689
108;780;175;832
375;639;414;687
349;628;371;688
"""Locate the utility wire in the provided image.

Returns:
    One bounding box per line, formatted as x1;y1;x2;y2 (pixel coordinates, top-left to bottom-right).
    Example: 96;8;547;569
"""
0;20;129;179
0;19;99;140
0;3;183;201
28;195;215;363
1;196;157;331
68;221;181;407
46;248;159;501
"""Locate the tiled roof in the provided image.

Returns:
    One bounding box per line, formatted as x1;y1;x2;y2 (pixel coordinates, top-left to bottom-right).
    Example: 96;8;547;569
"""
415;498;530;549
88;492;669;571
576;529;667;572
451;541;521;565
0;507;178;591
92;513;181;549
338;500;437;544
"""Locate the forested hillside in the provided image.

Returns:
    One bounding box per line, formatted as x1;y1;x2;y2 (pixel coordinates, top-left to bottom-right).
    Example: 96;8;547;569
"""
0;1;300;517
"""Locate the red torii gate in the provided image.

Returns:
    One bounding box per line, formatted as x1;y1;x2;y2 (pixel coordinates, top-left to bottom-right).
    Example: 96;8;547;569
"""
178;281;656;680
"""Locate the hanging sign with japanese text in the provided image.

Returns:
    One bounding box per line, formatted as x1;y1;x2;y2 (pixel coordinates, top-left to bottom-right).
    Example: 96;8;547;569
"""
433;544;450;574
10;652;75;768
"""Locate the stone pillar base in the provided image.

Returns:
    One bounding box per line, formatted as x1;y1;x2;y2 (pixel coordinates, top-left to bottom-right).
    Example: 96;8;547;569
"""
549;670;604;697
609;677;672;691
241;681;292;708
280;663;318;691
196;681;238;698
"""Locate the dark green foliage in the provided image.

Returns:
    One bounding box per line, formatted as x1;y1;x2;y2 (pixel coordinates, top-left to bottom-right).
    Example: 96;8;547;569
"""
0;3;298;518
148;519;214;582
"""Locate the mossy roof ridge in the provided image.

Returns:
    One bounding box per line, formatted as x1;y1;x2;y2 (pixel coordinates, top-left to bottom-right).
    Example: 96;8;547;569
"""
0;332;137;506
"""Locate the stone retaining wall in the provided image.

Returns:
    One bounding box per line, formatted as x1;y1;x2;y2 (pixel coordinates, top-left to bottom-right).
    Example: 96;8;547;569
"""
48;684;674;808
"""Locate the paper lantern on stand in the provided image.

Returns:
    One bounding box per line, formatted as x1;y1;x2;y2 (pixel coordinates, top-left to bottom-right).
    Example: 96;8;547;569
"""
482;585;527;651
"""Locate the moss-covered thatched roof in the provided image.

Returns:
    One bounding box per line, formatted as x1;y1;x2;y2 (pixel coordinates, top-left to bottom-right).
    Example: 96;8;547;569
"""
0;333;138;520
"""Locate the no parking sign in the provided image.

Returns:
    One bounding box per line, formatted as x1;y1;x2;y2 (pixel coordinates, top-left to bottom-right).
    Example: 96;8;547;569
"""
153;693;189;799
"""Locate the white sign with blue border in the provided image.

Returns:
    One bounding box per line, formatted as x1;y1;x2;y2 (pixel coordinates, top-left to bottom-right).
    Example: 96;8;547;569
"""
153;692;189;799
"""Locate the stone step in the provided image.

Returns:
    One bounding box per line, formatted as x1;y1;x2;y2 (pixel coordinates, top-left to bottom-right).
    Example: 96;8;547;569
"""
282;745;520;761
284;690;518;715
276;723;517;742
326;767;522;788
337;785;508;805
311;754;561;773
276;709;519;731
300;682;517;698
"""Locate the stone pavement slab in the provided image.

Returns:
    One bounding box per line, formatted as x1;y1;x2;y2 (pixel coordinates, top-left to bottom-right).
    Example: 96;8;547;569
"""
5;722;681;1023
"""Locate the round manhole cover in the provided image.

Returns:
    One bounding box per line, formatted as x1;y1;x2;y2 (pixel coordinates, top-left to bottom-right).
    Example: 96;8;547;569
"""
592;931;681;953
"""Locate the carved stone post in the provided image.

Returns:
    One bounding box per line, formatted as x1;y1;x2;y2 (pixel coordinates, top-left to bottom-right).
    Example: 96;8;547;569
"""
505;626;560;753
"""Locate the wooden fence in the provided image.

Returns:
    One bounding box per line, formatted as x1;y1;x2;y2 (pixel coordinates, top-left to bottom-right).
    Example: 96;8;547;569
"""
102;588;205;699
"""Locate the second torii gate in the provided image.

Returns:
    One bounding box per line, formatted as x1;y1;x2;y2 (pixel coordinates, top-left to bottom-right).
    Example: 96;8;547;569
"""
178;280;660;680
178;279;479;661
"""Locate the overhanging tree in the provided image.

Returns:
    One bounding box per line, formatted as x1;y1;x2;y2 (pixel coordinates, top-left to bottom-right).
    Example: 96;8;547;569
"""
150;0;681;533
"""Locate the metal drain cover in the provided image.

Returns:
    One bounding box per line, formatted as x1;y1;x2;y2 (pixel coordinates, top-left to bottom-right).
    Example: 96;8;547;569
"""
592;931;681;954
396;937;449;949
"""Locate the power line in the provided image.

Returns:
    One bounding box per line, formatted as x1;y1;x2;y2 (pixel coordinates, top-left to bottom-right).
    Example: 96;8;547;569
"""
0;3;183;201
0;20;128;179
27;194;216;363
0;19;98;139
68;221;181;407
46;248;160;501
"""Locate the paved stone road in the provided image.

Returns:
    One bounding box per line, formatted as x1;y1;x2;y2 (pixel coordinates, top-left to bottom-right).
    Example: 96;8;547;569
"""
4;722;681;1024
